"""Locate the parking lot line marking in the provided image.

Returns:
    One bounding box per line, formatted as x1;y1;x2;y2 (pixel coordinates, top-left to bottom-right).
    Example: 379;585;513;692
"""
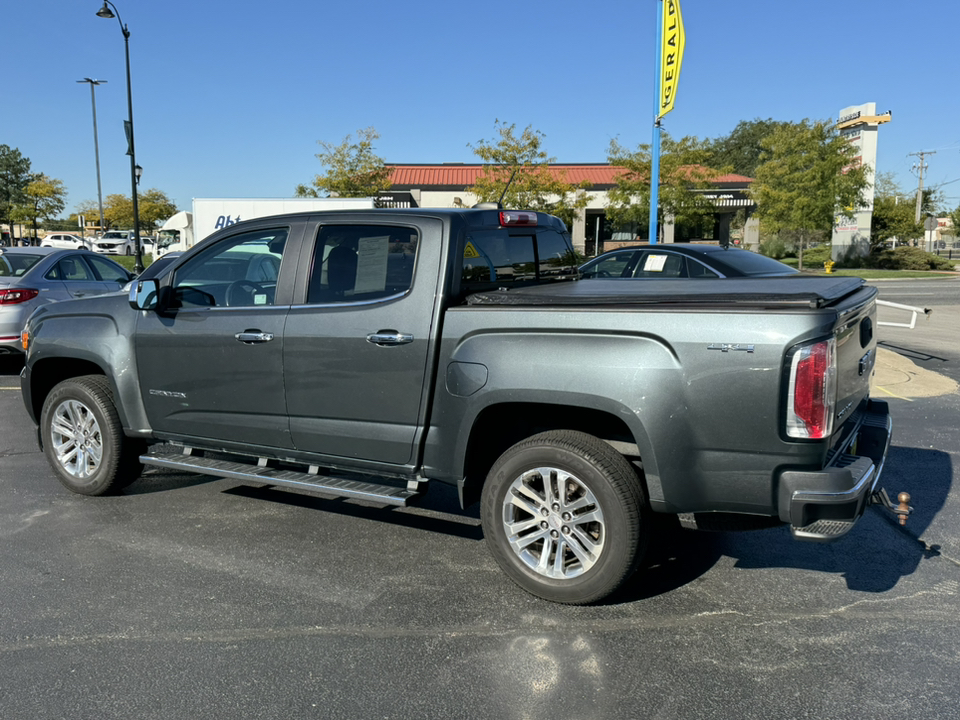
874;385;914;402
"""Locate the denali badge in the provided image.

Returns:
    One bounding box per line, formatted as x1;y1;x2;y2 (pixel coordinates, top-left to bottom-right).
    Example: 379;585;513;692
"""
707;343;755;353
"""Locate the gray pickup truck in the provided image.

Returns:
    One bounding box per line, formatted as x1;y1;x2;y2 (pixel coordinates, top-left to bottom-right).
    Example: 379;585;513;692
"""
20;207;901;604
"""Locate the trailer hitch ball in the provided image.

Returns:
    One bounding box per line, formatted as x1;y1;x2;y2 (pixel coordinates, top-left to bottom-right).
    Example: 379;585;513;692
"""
870;488;913;526
898;492;911;526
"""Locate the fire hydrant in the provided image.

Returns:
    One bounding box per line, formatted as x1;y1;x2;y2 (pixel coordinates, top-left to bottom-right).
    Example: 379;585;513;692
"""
824;260;836;274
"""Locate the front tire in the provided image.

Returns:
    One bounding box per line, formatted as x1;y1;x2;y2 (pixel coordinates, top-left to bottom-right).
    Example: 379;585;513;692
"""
481;430;649;604
40;375;143;496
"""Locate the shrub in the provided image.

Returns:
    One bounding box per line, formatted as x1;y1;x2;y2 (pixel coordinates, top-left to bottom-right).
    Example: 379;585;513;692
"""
801;244;832;267
759;236;788;259
867;247;955;271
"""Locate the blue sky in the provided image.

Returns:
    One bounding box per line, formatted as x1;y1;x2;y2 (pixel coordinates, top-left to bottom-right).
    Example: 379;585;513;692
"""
5;0;959;216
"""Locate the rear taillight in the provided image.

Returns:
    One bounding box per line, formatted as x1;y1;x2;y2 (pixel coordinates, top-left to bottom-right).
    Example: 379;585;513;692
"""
786;337;837;439
0;288;39;305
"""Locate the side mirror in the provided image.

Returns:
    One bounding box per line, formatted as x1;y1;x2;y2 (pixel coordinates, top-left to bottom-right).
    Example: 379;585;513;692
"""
129;278;159;310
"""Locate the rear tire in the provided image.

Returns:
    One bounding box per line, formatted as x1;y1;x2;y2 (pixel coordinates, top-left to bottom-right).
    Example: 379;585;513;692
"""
40;375;143;496
481;430;649;604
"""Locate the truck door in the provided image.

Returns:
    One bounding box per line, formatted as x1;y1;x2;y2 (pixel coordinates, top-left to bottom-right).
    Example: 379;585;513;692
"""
135;224;299;449
282;218;442;466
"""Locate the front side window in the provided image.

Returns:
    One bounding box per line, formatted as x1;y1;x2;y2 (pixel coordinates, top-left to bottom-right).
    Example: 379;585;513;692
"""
86;254;130;282
581;251;637;279
306;225;418;304
170;228;287;308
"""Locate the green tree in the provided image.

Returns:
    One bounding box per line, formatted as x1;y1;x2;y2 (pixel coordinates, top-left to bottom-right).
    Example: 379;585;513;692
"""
750;119;869;270
89;189;177;231
72;199;101;230
605;132;727;240
870;172;921;250
0;145;33;239
467;120;591;228
9;174;66;238
137;189;179;231
295;126;392;199
708;118;789;177
948;203;960;242
100;193;132;230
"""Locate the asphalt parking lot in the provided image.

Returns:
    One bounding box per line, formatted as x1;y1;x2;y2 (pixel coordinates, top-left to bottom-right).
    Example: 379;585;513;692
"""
1;293;958;719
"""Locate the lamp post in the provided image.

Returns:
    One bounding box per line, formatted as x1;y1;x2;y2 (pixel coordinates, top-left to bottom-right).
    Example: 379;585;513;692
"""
76;78;107;239
95;0;143;273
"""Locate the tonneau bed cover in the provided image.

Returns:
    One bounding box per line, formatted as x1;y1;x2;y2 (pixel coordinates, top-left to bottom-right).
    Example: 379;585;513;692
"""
467;276;869;309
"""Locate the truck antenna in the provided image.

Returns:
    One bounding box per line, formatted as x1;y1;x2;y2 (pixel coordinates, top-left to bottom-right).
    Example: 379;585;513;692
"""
497;167;519;208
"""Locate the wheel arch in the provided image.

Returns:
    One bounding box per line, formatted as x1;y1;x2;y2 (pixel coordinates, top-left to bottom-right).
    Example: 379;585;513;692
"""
27;357;112;425
458;401;658;509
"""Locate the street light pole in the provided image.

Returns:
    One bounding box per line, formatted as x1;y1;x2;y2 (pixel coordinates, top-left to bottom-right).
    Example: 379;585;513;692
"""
77;78;107;238
96;0;143;273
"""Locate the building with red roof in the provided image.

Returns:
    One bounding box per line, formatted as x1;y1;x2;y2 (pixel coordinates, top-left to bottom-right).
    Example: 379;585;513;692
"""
381;164;758;254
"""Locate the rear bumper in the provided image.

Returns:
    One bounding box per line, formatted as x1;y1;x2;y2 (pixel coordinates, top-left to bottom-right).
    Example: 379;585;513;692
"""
778;400;892;542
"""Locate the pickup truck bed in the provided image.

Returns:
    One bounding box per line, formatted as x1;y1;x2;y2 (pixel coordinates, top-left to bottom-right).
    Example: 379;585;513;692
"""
468;276;867;308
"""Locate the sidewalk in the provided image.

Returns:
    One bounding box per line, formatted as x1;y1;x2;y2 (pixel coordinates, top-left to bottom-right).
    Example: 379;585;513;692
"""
871;347;958;400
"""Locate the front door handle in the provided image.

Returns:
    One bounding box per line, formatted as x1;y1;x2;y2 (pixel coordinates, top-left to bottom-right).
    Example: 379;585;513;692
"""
235;331;275;344
366;331;414;346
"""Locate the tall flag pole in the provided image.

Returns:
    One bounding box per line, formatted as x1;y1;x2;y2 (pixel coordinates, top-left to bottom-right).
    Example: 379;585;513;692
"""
649;0;685;245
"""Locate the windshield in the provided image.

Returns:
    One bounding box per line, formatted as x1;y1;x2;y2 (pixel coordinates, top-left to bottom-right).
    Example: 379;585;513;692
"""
102;231;127;239
0;253;43;277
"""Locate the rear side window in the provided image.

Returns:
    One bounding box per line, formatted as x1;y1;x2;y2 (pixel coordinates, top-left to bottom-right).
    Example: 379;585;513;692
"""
47;257;94;281
306;224;418;304
460;227;575;295
632;252;688;278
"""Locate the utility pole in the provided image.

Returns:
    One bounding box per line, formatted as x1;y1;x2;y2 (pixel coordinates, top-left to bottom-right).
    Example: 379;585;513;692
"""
908;149;936;224
77;78;107;236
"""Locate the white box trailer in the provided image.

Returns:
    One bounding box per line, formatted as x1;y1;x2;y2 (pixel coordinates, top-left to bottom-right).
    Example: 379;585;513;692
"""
158;197;376;254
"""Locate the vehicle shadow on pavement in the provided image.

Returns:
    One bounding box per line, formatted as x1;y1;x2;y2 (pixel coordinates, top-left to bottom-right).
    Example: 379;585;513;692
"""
879;341;950;365
123;467;224;494
609;445;952;604
612;523;726;603
221;482;484;542
719;445;952;593
0;354;25;377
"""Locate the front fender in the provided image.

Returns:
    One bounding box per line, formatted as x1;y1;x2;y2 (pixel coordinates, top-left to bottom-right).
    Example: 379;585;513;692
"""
23;295;152;436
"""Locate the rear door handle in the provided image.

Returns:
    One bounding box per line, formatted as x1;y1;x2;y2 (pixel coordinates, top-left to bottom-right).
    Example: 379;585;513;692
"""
235;331;275;344
366;331;414;346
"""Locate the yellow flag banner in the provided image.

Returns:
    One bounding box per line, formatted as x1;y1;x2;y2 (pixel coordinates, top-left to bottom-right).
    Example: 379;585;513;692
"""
658;0;685;118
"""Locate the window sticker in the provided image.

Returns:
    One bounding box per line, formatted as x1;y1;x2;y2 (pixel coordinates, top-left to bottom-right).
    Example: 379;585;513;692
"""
354;235;389;293
463;241;480;259
643;254;668;272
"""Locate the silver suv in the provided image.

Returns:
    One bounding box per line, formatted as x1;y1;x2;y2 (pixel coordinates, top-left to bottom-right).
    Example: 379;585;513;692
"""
95;230;135;255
